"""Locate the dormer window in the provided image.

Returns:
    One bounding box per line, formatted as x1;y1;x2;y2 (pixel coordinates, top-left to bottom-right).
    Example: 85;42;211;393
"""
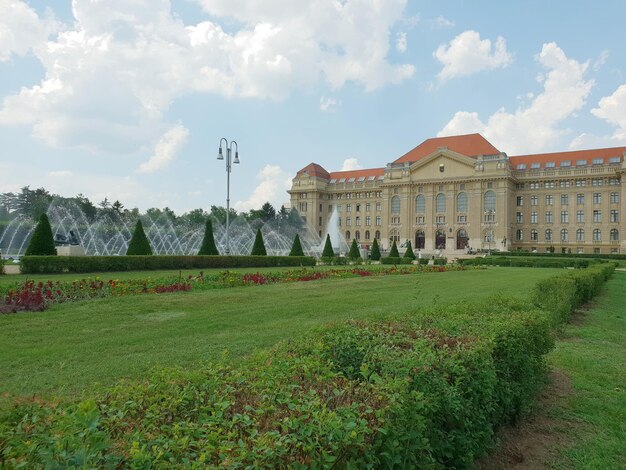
516;163;527;170
357;176;365;182
592;158;604;165
576;160;587;166
545;162;555;168
530;162;541;169
608;156;621;164
348;177;355;183
338;178;346;183
560;160;571;167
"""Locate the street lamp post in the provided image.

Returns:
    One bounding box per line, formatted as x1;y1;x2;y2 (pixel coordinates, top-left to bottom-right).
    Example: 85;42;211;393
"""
217;138;240;255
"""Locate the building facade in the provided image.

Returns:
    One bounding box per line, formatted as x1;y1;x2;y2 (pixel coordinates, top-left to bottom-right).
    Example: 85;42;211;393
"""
289;134;626;255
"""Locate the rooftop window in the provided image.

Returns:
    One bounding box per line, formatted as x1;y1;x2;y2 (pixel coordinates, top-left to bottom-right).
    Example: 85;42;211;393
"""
377;175;384;180
576;160;588;166
516;163;527;170
367;176;375;181
530;162;541;169
348;177;355;182
338;178;346;183
357;176;365;182
592;158;604;165
608;156;621;164
329;178;336;183
560;160;571;167
545;162;556;168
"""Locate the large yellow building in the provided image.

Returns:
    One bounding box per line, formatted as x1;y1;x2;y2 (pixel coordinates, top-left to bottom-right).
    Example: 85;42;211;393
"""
289;134;626;255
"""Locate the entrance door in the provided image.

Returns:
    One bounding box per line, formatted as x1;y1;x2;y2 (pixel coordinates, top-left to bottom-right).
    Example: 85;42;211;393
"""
415;230;425;249
435;230;446;249
456;229;468;250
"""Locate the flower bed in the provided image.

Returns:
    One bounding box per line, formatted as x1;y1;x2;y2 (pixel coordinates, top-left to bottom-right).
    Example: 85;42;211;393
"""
1;265;467;313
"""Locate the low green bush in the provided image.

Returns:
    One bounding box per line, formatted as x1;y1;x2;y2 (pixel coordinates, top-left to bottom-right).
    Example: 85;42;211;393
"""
380;256;413;265
501;251;626;260
433;257;447;266
319;256;349;265
20;255;316;274
417;257;429;265
460;257;593;269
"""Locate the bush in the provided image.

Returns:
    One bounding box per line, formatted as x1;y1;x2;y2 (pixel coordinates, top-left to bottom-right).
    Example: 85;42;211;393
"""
126;220;153;256
197;218;219;255
250;229;267;256
403;240;415;260
24;214;56;256
289;234;304;257
380;257;413;265
20;255;316;274
321;234;335;258
433;257;447;266
319;256;348;265
348;239;360;260
370;238;381;261
388;240;399;258
417;257;429;265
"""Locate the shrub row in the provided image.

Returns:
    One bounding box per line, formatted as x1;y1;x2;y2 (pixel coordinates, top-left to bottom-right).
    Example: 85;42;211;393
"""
380;257;447;266
20;255;316;274
501;250;626;260
0;264;614;467
459;256;597;268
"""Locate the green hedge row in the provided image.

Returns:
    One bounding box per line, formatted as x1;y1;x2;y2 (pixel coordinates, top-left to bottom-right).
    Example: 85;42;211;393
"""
380;256;414;265
20;255;316;274
458;256;603;268
502;250;626;260
0;264;614;468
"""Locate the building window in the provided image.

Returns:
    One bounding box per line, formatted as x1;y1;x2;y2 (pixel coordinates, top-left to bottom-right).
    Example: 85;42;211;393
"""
609;178;619;186
337;204;343;212
456;192;468;212
561;211;569;223
376;202;381;211
345;231;350;240
546;211;553;224
577;210;585;223
375;230;381;240
577;193;585;205
391;216;400;224
365;203;371;212
531;195;538;206
366;216;371;226
575;179;586;187
516;212;524;223
436;215;446;224
484;230;495;243
611;210;619;223
610;229;619;241
561;194;569;205
516;229;523;241
484;190;496;212
415;194;425;213
390;230;400;242
457;215;467;223
346;216;352;226
531;229;538;241
593;229;601;242
545;229;553;242
561;229;569;242
516;196;524;206
319;216;322;226
610;192;619;204
376;216;381;226
416;216;425;224
576;228;585;242
593;193;602;204
356;204;361;212
531;212;538;224
593;210;602;223
338;217;342;227
365;230;370;240
436;193;446;213
347;204;352;212
355;216;361;226
355;230;361;241
546;195;553;206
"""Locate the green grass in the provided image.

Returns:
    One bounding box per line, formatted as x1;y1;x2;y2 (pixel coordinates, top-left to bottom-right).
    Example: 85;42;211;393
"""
0;267;558;402
547;272;626;469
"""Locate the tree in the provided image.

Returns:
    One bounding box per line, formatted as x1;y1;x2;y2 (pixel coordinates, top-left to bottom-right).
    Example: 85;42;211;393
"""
260;202;276;222
74;193;98;222
370;238;381;260
251;229;267;256
126;220;153;255
322;234;335;258
99;197;111;209
25;213;57;256
210;205;238;225
389;240;400;258
198;218;219;255
112;200;124;215
289;234;304;256
348;239;360;260
403;240;415;259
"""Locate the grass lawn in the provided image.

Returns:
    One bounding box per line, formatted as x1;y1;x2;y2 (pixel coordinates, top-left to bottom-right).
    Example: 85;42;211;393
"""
0;267;559;403
547;271;626;468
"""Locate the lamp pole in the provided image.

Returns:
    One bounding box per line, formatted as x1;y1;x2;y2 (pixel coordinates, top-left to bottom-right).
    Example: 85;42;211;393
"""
217;138;240;255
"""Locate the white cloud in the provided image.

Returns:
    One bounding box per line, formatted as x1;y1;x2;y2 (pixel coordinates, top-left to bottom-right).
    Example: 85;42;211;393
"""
137;124;189;174
429;15;455;29
570;84;626;149
593;49;609;71
396;32;407;53
434;30;512;81
0;0;59;62
341;158;362;171
48;170;73;177
320;96;340;112
234;165;292;212
439;43;594;154
0;0;414;156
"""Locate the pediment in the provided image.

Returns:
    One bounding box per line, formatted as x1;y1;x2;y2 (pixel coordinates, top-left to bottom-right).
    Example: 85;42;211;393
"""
408;149;476;180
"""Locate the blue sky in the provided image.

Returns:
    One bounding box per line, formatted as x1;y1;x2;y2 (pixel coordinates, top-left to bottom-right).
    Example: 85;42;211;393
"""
1;0;626;213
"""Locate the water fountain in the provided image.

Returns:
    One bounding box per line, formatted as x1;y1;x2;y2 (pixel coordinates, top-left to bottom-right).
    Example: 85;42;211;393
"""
0;199;342;258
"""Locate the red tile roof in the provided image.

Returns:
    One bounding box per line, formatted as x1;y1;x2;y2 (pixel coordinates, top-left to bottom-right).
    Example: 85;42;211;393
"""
510;147;626;168
329;168;385;180
296;163;330;179
393;133;500;163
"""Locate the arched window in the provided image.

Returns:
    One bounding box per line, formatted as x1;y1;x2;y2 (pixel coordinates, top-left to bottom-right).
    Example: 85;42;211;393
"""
375;230;381;240
365;230;370;240
355;230;361;241
390;229;400;242
610;228;619;241
484;230;494;243
457;192;468;212
531;229;538;241
576;228;585;242
484;190;496;212
415;194;425;213
391;196;400;214
436;193;446;213
516;229;523;241
593;229;601;241
560;229;568;242
345;231;350;240
545;229;553;242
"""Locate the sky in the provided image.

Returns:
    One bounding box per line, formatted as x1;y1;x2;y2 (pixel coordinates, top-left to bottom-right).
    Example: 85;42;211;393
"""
1;0;626;214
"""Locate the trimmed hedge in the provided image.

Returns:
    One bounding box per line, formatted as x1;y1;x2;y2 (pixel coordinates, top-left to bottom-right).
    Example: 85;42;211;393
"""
20;255;316;274
459;256;596;269
24;214;56;256
126;220;153;256
501;250;626;260
0;264;614;467
380;256;413;265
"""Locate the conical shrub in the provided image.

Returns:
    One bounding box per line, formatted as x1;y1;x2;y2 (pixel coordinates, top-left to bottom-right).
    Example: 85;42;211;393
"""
404;240;415;259
25;213;56;256
348;239;360;260
370;238;381;260
198;218;219;255
321;234;335;258
251;229;267;256
389;240;399;258
289;234;304;256
126;220;153;255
